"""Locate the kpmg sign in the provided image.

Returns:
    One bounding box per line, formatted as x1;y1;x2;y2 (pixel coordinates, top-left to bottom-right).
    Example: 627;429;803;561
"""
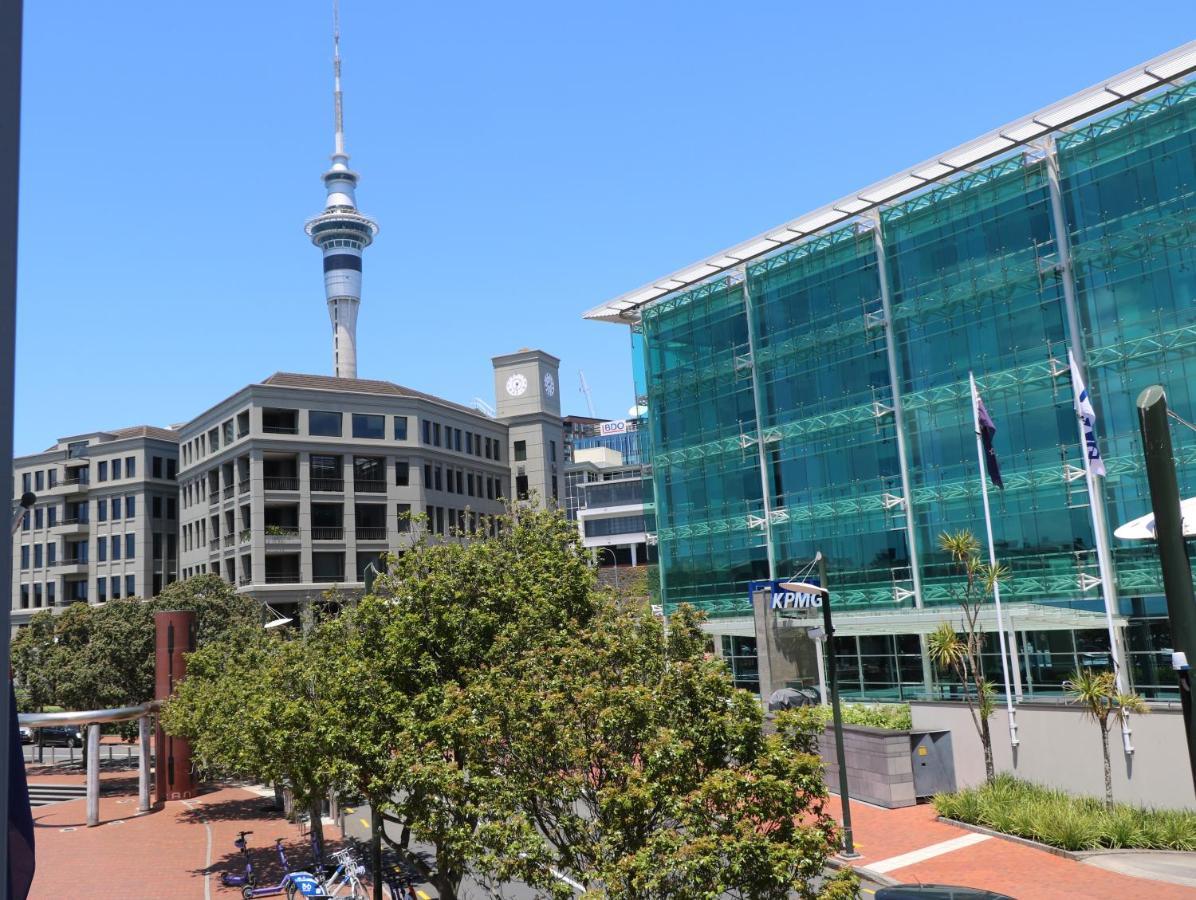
749;579;823;611
599;420;629;436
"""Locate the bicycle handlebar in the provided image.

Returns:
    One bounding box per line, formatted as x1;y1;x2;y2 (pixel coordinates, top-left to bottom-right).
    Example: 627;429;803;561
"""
237;830;254;838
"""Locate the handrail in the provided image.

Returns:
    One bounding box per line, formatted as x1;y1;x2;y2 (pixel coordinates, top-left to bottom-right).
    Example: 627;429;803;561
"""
19;699;160;728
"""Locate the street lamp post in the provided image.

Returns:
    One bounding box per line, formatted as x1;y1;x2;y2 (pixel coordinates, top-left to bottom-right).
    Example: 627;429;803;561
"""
781;552;858;859
595;547;619;592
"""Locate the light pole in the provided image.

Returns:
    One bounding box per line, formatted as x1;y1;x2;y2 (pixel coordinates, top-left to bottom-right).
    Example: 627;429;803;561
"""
595;546;619;592
780;551;858;859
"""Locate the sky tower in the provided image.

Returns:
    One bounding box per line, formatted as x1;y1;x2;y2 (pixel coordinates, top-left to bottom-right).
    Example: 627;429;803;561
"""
305;0;378;380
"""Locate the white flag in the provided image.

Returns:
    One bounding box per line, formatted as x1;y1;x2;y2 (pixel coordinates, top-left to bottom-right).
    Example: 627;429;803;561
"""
1069;351;1106;477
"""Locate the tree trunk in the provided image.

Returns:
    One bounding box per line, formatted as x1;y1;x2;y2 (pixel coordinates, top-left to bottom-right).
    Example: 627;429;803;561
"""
308;794;325;865
980;710;994;783
1101;723;1113;809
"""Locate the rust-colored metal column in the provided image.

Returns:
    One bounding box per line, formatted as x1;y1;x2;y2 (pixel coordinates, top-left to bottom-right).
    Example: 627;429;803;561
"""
154;610;196;802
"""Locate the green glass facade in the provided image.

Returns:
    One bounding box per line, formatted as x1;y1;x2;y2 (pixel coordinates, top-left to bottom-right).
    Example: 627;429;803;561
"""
631;81;1196;698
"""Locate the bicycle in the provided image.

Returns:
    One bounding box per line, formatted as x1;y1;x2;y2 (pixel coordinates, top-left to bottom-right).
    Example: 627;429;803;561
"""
218;831;330;899
319;846;368;899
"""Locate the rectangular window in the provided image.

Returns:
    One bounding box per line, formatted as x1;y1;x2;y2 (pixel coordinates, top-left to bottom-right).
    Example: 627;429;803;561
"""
467;473;474;496
424;463;432;488
493;441;501;463
167;459;177;480
309;410;343;437
454;429;462;452
445;470;454;494
112;459;122;480
33;545;42;568
455;470;463;494
394;416;408;440
397;503;411;532
395;461;409;486
126;575;135;598
98;461;108;481
19;585;27;608
352;414;385;439
19;545;28;569
435;506;444;535
112;497;122;519
47;582;55;605
126;456;135;477
422;419;431;444
97;498;107;522
33;584;41;607
516;475;529;500
434;467;442;492
111;577;120;600
47;544;56;565
126;534;135;559
48;469;57;488
153;496;162;518
34;470;43;491
112;537;121;561
20;512;27;531
550;441;557;463
487;477;495;500
47;507;56;527
514;441;527;462
98;537;107;561
168;533;176;559
33;508;42;529
153;534;162;560
484;437;491;459
167;498;176;519
433;422;442;446
126;495;136;517
465;432;472;454
98;579;107;603
21;473;30;492
152;457;163;479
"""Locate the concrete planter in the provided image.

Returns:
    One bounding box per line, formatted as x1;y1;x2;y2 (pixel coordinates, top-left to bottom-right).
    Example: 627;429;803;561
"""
818;724;917;809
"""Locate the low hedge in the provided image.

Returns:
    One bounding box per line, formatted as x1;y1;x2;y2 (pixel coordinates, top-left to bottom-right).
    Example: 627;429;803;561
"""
934;775;1196;851
810;703;913;732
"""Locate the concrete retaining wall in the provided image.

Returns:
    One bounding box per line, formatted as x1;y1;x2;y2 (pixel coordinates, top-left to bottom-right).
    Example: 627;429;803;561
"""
818;725;916;808
910;700;1196;810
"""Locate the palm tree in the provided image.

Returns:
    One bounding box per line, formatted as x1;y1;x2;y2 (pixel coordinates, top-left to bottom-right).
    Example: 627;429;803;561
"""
927;530;1006;783
1065;669;1148;808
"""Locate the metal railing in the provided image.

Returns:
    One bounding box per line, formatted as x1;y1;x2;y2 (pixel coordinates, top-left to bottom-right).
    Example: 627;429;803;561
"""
312;527;344;541
311;477;344;492
313;573;344;584
264;572;301;584
264;527;300;539
238;574;252;586
239;529;252;544
59;517;88;526
353;479;386;493
263;476;299;491
208;492;219;505
263;424;299;435
209;538;221;551
222;485;234;499
222;534;234;547
239;479;250;494
356;527;387;541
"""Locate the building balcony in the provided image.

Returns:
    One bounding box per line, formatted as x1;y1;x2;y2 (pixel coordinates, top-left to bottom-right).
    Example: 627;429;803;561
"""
312;573;347;584
223;485;235;500
51;559;87;575
238;574;253;586
222;534;235;548
239;479;250;494
263;477;299;492
312;527;344;541
311;478;344;493
264;572;301;584
54;518;89;535
209;538;221;552
356;527;387;541
264;527;301;549
262;424;299;435
209;492;220;506
353;480;386;494
58;477;88;495
239;529;252;545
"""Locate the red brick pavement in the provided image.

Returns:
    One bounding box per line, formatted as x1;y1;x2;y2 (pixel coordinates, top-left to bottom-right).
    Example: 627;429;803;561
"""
825;795;1196;899
29;784;319;900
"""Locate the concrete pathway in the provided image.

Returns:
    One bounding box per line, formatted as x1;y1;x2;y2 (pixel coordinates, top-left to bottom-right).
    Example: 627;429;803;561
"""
825;794;1196;899
1083;852;1196;889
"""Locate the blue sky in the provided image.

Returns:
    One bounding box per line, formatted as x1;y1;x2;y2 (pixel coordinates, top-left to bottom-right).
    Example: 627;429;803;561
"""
14;1;1195;454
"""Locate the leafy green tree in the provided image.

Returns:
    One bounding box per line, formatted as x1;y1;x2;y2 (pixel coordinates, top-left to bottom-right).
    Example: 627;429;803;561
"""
928;530;1006;783
10;610;61;711
473;598;856;899
313;503;598;899
161;626;332;852
1064;669;1149;808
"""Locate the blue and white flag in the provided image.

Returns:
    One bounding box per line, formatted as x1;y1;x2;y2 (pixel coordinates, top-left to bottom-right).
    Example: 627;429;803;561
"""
1070;351;1106;477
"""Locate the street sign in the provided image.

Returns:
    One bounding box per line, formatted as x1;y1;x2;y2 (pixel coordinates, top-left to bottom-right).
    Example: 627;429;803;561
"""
749;579;823;611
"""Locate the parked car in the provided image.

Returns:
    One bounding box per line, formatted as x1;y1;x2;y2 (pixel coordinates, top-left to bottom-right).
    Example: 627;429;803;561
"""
18;726;32;744
877;886;1014;900
35;725;83;748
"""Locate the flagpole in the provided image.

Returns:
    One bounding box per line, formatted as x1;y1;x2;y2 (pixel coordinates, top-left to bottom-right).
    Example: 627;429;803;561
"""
969;372;1019;749
1069;349;1133;754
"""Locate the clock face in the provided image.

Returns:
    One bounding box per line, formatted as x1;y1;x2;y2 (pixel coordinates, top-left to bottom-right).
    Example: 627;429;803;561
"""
543;373;556;397
505;373;528;397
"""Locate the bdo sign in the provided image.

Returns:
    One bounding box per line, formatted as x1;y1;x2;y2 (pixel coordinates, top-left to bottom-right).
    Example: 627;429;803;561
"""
599;420;628;436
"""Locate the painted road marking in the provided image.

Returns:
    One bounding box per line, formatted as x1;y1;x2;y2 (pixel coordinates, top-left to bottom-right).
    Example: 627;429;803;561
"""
868;832;990;874
417;892;430;900
360;818;370;828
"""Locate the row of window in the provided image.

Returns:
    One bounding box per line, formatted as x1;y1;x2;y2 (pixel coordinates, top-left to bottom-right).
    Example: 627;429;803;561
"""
421;419;503;461
96;535;138;561
422;464;504;500
18;495;176;530
184;412;251;465
18;543;57;569
95;456;137;482
309;411;407;440
19;534;136;568
17;582;54;609
96;575;137;602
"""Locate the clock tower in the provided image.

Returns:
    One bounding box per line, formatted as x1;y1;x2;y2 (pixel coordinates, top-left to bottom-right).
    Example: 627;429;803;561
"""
493;349;563;507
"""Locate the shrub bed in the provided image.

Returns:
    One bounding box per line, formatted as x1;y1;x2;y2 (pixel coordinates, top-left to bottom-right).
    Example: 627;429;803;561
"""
810;703;912;731
934;775;1196;851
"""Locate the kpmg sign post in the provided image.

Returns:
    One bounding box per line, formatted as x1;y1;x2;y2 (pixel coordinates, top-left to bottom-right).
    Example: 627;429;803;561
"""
749;579;823;612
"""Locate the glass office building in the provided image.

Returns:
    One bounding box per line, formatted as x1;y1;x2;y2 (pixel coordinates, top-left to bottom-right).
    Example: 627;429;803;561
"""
585;46;1196;700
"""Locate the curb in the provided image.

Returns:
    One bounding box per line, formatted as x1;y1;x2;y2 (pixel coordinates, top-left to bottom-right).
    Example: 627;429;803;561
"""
937;816;1082;859
824;854;900;888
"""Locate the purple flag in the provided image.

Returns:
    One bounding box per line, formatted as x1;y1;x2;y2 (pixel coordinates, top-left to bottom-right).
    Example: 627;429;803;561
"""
976;395;1004;490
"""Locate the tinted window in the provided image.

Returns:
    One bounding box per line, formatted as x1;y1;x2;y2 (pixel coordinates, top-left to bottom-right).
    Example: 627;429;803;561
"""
394;416;408;440
310;410;343;437
352;414;384;439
